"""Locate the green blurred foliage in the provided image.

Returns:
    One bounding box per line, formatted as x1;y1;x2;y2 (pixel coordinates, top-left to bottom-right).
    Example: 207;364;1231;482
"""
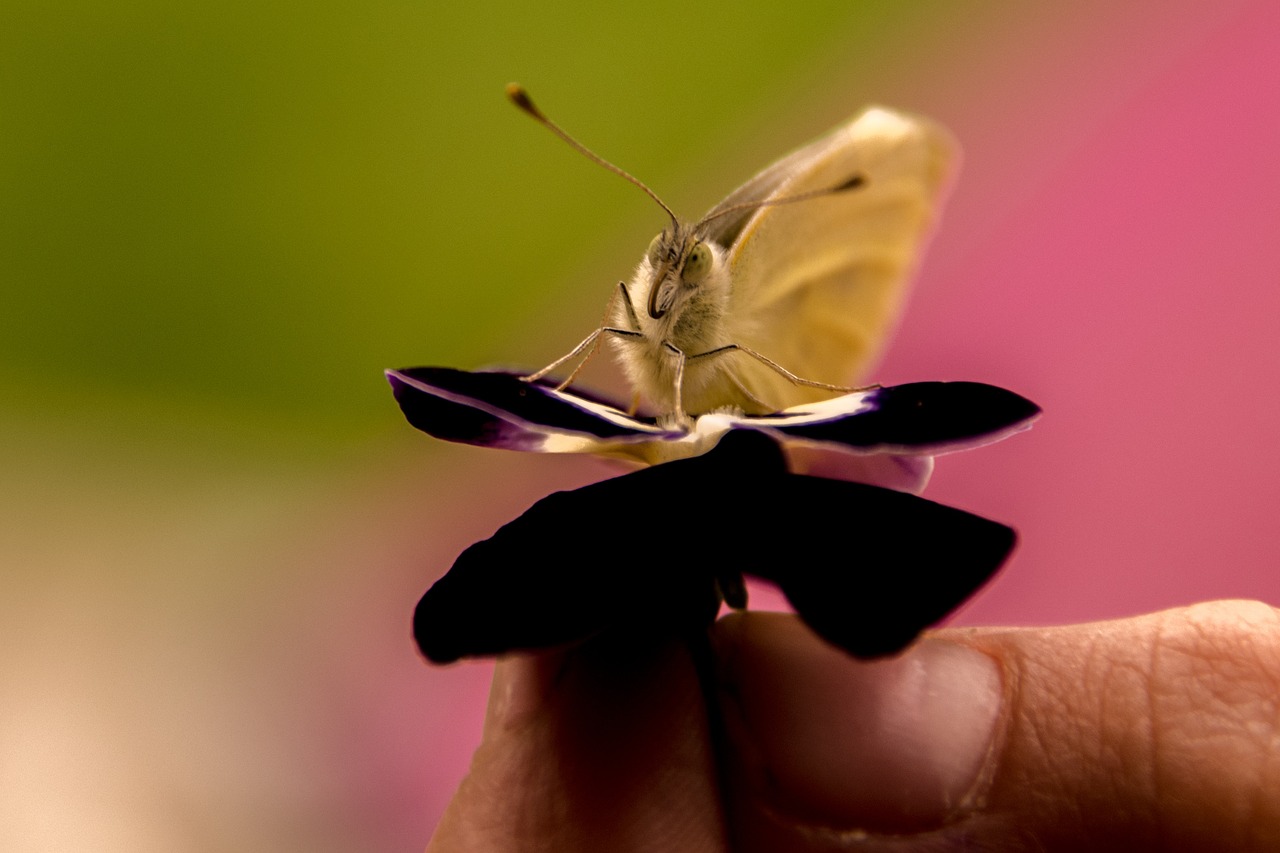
0;0;946;447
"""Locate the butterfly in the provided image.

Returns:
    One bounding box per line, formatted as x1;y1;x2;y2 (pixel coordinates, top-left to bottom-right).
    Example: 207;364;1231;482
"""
511;85;958;423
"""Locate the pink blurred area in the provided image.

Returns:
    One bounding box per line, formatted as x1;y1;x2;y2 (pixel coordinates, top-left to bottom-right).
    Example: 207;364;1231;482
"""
887;0;1280;625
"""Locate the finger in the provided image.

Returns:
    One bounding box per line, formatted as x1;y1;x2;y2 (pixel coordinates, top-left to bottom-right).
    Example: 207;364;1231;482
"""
712;601;1280;852
428;629;726;852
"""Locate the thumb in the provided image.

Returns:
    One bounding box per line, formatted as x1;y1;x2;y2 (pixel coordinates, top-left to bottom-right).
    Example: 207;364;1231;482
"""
713;601;1280;852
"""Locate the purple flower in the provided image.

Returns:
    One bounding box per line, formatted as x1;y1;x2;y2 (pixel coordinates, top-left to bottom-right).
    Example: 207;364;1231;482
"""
386;366;1039;494
388;366;1040;663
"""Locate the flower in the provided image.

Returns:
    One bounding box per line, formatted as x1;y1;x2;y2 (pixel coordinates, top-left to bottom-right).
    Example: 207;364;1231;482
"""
389;367;1040;663
386;366;1040;494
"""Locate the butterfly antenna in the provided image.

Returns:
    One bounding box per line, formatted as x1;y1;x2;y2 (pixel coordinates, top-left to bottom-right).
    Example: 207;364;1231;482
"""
696;174;865;229
507;83;679;226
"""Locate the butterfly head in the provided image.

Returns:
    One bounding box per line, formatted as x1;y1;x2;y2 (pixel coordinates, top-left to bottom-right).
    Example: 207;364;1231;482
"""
642;223;723;321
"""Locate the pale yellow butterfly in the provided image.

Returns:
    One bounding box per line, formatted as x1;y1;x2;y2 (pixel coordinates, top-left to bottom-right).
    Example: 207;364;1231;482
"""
513;85;958;425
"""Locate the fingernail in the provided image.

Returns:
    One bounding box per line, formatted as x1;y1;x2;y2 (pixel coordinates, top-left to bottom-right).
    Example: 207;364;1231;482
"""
716;614;1002;833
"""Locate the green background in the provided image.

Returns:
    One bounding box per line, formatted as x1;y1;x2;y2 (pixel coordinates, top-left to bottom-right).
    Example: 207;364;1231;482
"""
3;1;946;449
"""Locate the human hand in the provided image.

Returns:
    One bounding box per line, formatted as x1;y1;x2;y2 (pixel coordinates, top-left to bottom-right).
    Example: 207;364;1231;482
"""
427;600;1280;852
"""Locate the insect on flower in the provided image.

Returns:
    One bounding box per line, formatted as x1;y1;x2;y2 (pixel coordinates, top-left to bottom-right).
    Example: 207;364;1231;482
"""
507;84;956;425
388;89;1039;663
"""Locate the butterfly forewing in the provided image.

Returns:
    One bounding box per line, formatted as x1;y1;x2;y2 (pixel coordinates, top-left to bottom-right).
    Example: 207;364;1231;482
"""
710;107;958;411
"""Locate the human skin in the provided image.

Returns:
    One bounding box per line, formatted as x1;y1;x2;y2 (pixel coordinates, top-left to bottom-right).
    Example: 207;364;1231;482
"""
427;600;1280;852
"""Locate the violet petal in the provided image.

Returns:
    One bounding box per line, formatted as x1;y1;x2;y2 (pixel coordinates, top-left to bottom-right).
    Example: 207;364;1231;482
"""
388;367;1039;468
744;381;1041;455
387;366;673;452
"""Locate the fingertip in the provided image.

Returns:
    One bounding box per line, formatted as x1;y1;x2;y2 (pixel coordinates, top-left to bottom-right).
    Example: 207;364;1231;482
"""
949;602;1280;851
713;604;1280;852
713;612;1003;834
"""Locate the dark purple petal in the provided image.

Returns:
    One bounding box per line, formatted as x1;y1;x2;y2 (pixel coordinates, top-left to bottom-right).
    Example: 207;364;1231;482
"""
744;476;1016;657
414;430;786;663
388;367;1040;475
387;367;672;452
748;382;1041;454
414;431;1016;663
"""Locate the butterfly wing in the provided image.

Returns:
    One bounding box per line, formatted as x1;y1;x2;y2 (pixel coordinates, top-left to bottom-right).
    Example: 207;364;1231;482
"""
704;107;958;410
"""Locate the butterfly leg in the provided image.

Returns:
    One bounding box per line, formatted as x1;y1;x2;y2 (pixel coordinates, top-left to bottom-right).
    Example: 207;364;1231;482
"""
522;325;641;390
724;372;772;412
661;340;689;423
524;282;643;390
559;326;644;390
560;282;648;389
522;328;604;384
689;343;877;394
616;281;641;330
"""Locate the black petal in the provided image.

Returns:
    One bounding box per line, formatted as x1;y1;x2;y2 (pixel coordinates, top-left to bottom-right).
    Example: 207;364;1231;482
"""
762;381;1041;453
743;477;1016;658
414;431;1015;663
414;431;787;663
387;367;662;451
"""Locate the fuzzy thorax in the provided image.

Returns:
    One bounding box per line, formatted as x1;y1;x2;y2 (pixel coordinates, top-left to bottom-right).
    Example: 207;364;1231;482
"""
609;234;739;417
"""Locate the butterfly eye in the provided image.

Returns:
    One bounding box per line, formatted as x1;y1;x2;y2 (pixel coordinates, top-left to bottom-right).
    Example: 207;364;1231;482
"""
647;233;664;264
682;242;711;285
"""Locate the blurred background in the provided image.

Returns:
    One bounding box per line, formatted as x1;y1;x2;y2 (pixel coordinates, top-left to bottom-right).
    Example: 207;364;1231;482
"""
3;0;1277;848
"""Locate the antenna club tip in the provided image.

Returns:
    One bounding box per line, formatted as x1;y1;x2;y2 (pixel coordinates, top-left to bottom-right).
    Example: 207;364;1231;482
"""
505;83;544;119
837;174;866;191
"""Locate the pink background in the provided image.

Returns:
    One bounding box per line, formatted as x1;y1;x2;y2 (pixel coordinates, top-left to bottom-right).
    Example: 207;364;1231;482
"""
897;1;1280;625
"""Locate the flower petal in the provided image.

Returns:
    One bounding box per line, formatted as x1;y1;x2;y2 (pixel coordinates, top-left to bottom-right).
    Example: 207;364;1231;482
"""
389;368;1040;481
414;431;1015;664
739;381;1042;455
386;367;675;453
414;430;787;663
782;445;935;495
741;475;1017;658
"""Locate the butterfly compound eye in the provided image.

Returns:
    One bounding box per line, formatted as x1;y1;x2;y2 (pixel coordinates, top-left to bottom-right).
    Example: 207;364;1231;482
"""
682;241;711;285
